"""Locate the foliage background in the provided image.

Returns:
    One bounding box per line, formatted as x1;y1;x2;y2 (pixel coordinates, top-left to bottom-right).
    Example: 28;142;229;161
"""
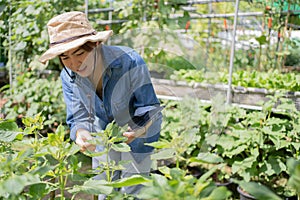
0;0;300;130
0;1;299;199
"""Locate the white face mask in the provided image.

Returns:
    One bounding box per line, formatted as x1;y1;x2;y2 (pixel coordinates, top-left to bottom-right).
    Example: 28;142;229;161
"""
77;48;96;77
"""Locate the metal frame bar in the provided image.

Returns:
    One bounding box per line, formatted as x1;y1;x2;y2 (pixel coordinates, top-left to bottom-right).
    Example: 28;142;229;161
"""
227;0;240;104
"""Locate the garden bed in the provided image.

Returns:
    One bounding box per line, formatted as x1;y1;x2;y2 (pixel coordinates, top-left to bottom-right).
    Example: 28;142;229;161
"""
152;78;300;110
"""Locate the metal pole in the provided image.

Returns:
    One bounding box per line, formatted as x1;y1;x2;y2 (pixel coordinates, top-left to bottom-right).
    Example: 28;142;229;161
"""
85;0;88;17
170;10;300;19
205;2;212;68
108;1;113;45
9;0;12;92
226;0;240;104
165;0;238;5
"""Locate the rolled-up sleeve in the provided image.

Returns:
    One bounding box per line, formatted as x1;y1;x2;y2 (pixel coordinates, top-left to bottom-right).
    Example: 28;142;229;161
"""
127;51;162;139
129;51;160;115
60;72;92;141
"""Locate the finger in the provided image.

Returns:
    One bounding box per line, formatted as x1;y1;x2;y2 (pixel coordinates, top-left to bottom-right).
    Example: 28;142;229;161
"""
80;143;96;152
123;132;135;137
81;136;92;142
80;146;86;152
85;143;96;151
76;139;92;151
76;139;85;147
126;137;135;144
123;132;135;144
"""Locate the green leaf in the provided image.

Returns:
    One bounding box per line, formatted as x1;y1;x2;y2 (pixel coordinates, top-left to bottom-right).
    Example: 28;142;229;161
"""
1;174;41;196
0;120;19;131
14;41;27;51
0;120;22;142
205;134;219;147
255;35;267;45
189;152;223;164
31;165;53;177
266;156;286;176
145;141;171;149
224;144;248;158
232;156;257;181
0;130;23;142
199;164;224;182
151;173;169;188
111;142;130;152
137;174;168;199
151;148;175;160
287;158;300;195
67;143;81;156
292;142;300;151
239;182;282;200
23;126;35;135
55;124;66;141
69;179;113;195
157;166;171;178
28;183;52;200
205;186;231;200
137;186;162;199
106;175;151;188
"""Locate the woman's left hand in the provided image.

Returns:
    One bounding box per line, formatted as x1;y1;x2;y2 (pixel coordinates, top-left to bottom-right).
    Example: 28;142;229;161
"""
123;126;148;144
122;127;136;144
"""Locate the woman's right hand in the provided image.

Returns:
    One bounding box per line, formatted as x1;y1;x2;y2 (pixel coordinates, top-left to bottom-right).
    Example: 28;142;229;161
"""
75;128;96;152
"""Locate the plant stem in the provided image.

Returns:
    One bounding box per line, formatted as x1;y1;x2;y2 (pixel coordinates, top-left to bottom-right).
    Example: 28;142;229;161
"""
60;174;65;199
106;148;111;182
176;153;179;168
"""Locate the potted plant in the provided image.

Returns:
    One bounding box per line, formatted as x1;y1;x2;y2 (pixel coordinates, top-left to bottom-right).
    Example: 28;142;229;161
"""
204;93;300;199
287;158;300;200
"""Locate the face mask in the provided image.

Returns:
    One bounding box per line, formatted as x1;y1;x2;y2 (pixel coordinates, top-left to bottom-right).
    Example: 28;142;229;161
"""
77;48;96;77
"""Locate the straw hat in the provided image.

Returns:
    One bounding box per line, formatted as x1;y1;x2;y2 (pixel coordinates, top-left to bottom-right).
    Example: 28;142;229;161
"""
39;11;113;64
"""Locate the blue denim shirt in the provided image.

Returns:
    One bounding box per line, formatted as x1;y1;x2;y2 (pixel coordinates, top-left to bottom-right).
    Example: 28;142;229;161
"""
60;45;162;162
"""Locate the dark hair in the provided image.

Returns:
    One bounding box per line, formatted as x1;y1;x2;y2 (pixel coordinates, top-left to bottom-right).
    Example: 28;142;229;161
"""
58;41;97;67
80;41;97;52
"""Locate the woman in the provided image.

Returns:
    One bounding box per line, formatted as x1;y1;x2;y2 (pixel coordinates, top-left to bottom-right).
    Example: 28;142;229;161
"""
39;11;162;199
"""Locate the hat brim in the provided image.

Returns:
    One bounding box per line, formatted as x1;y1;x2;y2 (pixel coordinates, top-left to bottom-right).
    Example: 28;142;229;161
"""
39;30;113;64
